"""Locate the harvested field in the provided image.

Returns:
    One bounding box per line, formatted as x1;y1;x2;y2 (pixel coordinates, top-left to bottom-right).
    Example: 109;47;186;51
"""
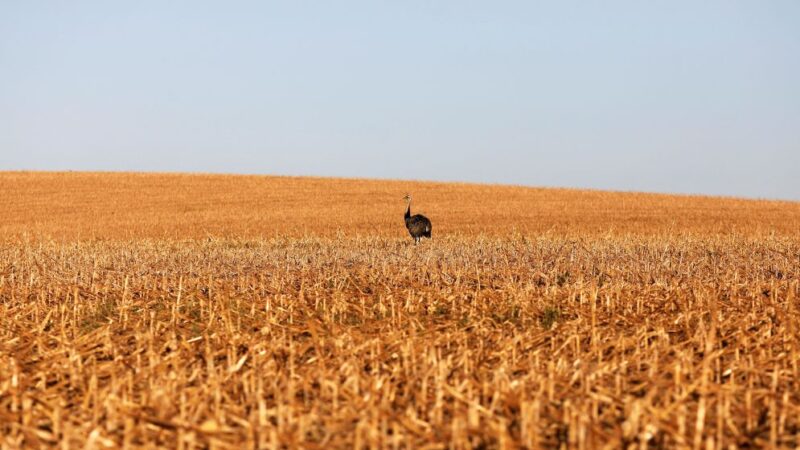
2;171;799;240
1;172;799;448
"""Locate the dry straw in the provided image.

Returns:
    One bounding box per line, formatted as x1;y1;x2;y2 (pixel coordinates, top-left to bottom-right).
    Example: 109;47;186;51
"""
0;172;799;448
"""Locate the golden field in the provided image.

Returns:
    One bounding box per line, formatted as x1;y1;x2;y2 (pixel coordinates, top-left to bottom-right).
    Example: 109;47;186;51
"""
0;171;799;449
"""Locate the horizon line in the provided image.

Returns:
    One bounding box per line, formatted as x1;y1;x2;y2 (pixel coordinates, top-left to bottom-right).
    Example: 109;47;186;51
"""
2;168;798;205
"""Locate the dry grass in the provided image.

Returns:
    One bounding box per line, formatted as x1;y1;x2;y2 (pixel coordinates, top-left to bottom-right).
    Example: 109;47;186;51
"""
2;171;799;240
1;172;799;449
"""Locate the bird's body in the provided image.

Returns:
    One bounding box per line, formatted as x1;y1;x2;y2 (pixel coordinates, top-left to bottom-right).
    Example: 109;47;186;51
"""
404;195;431;244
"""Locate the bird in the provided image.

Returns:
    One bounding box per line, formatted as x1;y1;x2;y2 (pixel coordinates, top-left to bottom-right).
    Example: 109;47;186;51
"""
403;194;432;244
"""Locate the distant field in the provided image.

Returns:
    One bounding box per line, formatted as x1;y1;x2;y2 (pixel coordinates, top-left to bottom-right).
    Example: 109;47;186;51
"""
1;171;798;239
0;172;799;448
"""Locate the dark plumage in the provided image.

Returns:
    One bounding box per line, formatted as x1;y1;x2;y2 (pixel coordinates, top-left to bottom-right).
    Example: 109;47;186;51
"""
403;194;432;244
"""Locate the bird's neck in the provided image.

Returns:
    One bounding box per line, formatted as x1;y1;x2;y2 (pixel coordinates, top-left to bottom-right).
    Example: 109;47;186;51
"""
405;202;411;219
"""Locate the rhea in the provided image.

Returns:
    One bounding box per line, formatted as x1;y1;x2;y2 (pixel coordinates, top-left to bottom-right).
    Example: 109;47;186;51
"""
403;194;432;244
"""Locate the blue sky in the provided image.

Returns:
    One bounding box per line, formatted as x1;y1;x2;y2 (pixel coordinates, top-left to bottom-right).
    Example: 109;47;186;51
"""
1;1;798;199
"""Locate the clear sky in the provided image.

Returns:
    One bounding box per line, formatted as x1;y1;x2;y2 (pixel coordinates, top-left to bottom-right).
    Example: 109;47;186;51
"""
1;2;798;200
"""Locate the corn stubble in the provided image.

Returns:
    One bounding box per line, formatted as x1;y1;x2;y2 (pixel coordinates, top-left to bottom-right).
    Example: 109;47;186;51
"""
1;173;800;449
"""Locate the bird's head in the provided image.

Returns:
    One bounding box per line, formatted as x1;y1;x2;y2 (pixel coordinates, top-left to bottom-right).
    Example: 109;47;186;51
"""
403;193;412;202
